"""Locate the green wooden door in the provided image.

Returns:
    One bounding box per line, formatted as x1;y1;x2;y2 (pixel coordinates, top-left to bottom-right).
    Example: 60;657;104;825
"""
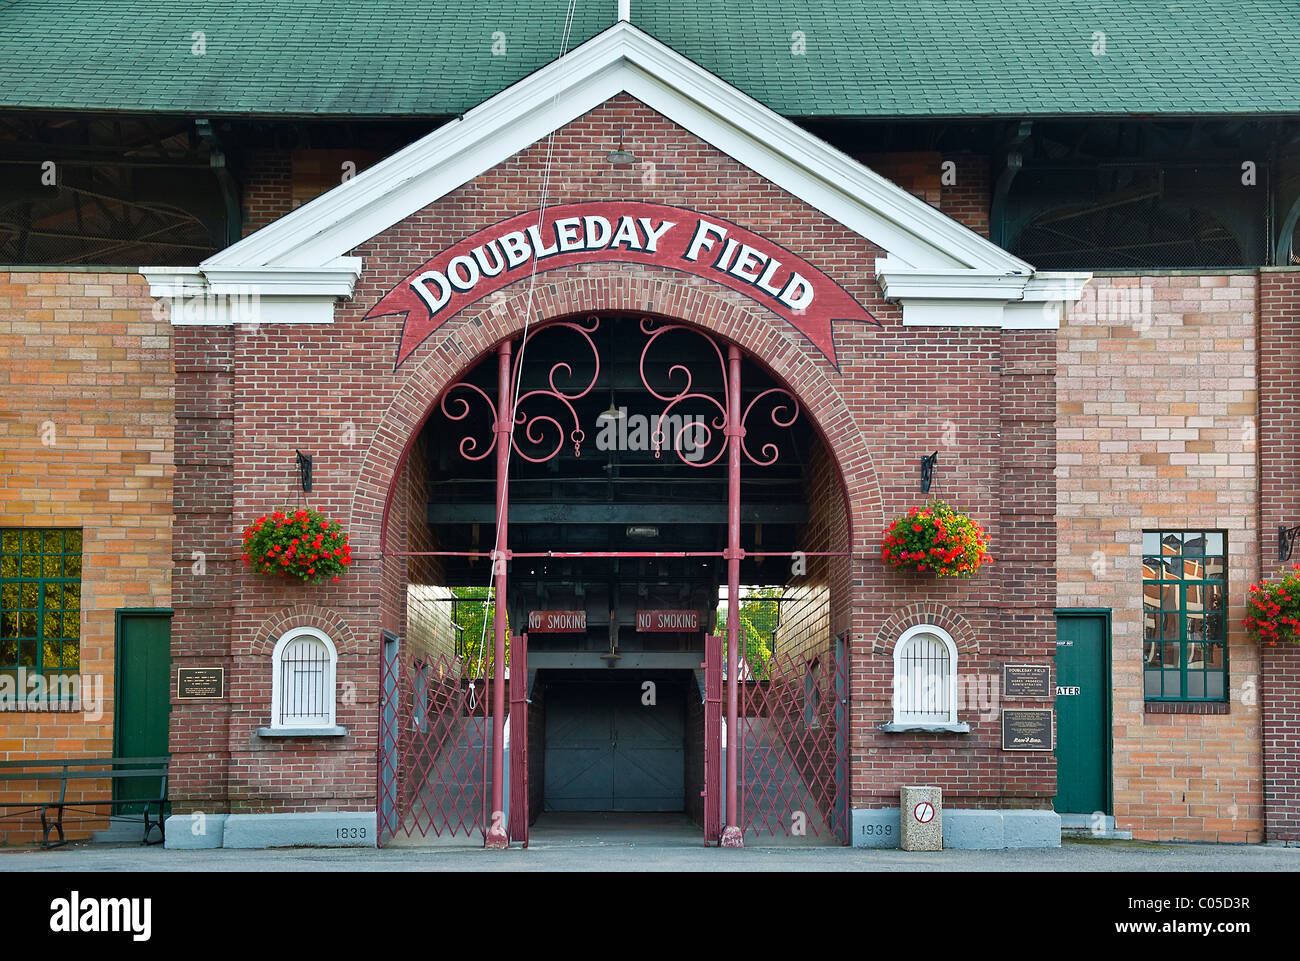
1053;613;1109;815
114;610;172;811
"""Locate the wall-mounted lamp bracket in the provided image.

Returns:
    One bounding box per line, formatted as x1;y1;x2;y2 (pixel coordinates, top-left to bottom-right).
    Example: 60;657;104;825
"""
920;451;938;493
295;449;313;493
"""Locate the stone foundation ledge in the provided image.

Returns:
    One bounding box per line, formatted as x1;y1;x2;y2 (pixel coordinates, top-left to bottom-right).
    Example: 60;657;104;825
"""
164;811;377;849
852;807;1060;849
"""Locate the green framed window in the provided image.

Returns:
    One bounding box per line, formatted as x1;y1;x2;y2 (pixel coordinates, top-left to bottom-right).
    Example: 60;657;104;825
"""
0;529;82;674
1142;530;1226;701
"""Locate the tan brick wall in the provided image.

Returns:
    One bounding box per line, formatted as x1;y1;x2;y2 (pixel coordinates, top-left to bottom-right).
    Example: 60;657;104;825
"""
773;582;830;667
0;269;173;842
773;439;845;669
1056;272;1262;842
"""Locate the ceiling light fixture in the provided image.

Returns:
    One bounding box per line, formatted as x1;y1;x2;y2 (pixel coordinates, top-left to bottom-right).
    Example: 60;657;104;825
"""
607;127;636;166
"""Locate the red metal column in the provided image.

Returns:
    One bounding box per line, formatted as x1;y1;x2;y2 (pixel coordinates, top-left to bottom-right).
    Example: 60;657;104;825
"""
721;343;744;848
486;338;512;850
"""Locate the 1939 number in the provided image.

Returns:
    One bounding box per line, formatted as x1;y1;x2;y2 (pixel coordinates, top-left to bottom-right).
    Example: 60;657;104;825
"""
336;827;367;839
862;823;893;836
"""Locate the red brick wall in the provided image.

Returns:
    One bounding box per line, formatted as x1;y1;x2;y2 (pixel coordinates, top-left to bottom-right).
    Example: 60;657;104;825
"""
290;150;382;210
852;327;1057;810
169;325;234;814
941;154;991;238
239;150;292;237
853;151;990;238
1257;267;1300;841
238;147;996;246
169;94;1056;819
856;152;941;207
0;270;173;843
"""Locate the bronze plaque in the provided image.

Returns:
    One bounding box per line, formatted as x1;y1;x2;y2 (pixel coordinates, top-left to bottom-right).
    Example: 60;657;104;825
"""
1003;663;1051;698
177;667;224;700
1001;708;1054;751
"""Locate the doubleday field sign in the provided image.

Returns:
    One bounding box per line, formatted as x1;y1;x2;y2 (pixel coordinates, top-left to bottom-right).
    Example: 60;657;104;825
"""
365;201;877;369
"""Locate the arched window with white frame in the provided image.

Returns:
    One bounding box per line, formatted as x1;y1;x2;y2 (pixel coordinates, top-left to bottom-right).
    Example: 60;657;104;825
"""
888;624;965;730
268;627;339;731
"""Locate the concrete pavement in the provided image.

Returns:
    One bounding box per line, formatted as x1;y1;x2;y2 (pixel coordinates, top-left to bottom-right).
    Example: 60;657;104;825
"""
1;835;1296;872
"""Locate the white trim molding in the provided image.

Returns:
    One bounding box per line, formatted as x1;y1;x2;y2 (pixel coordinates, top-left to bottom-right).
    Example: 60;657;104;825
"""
263;626;344;735
883;624;971;733
877;260;1092;329
140;21;1087;329
140;261;361;326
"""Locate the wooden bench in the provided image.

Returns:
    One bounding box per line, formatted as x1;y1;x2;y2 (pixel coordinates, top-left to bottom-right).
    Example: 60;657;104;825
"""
0;756;168;848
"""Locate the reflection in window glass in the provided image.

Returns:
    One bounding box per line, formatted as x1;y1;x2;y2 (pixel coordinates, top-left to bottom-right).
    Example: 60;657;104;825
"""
1140;530;1228;701
0;528;82;676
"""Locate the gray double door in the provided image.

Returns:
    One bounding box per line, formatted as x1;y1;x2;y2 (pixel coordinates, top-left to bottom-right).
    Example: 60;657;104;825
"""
544;682;685;812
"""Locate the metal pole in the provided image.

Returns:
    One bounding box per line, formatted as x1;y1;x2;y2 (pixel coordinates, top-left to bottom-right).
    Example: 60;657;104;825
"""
486;339;511;850
721;343;744;848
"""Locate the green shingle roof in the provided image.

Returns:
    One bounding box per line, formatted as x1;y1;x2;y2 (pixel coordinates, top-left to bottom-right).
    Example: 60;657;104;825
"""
1;1;1298;118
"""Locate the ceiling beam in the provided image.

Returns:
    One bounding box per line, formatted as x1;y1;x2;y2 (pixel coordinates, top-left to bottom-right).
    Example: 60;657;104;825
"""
427;502;807;525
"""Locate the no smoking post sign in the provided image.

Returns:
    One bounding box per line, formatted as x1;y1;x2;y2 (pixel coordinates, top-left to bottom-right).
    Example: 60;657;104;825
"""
913;801;935;824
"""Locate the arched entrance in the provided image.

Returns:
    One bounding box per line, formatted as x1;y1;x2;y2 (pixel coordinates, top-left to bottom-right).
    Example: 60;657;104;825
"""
374;311;853;848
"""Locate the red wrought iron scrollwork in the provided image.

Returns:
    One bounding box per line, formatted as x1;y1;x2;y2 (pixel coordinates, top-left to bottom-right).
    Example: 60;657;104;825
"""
639;318;729;467
440;315;602;464
741;388;800;466
638;317;800;467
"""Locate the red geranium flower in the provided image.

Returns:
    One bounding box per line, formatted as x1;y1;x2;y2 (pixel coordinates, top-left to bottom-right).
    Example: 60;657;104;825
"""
880;499;991;579
240;507;352;585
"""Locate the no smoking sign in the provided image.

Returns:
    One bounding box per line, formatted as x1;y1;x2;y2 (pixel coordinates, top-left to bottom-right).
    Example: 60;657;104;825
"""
913;801;936;824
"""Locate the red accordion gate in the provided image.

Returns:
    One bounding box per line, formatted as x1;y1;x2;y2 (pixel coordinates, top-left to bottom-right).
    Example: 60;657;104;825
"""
376;632;530;846
704;632;723;843
737;632;850;843
507;634;529;846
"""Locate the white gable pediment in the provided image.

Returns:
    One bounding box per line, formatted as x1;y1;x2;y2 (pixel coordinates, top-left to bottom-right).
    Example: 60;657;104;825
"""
142;22;1086;329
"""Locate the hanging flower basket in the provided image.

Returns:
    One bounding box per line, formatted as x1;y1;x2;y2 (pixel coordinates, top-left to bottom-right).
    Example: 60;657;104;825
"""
241;509;353;585
881;499;992;578
1244;565;1300;647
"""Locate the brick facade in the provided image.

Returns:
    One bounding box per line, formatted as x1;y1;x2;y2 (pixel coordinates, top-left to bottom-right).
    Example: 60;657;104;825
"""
1056;272;1264;842
0;269;173;842
160;94;1058;825
8;96;1295;848
856;151;990;238
237;149;292;237
1257;268;1300;841
941;154;991;239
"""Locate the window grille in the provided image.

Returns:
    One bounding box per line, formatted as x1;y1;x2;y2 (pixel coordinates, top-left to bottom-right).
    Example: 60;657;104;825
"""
892;626;957;724
270;628;337;729
0;528;82;675
1141;530;1228;701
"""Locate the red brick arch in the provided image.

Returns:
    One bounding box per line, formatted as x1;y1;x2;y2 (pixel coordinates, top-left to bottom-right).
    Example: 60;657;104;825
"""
874;602;981;656
347;265;885;556
249;604;361;657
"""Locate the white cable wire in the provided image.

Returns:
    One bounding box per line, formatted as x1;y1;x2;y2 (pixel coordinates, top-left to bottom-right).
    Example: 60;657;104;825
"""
469;0;580;706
